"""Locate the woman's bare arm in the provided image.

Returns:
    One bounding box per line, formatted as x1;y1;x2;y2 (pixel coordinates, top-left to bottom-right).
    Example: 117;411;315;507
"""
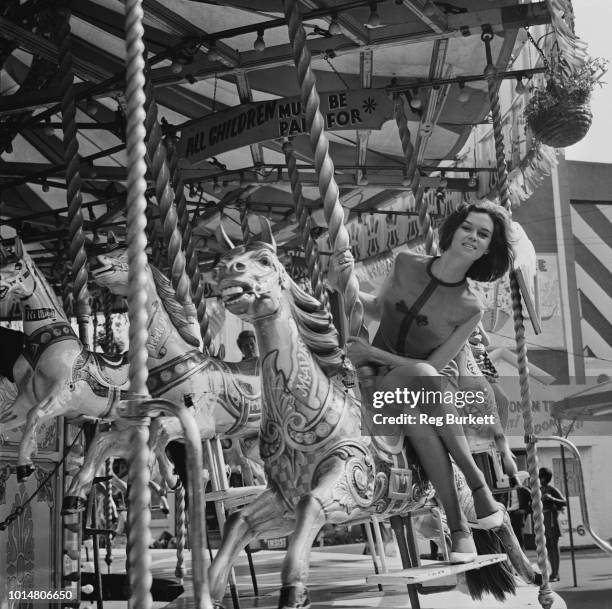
426;311;483;371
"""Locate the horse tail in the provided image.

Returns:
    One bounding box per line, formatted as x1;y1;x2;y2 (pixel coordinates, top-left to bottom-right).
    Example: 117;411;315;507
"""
465;529;516;601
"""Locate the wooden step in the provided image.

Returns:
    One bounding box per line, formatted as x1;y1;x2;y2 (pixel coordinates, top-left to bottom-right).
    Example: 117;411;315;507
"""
367;554;507;585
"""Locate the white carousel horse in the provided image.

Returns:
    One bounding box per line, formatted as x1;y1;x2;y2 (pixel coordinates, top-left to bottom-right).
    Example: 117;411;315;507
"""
209;227;539;608
60;247;262;512
0;240;139;481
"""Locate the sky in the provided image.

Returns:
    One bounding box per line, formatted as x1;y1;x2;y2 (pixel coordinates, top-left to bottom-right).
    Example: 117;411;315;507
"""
564;0;612;163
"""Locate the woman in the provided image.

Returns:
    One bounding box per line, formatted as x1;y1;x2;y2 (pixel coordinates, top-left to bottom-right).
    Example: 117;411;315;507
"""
331;201;514;563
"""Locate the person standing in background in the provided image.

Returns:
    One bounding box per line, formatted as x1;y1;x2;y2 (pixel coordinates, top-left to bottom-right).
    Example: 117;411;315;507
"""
539;467;567;582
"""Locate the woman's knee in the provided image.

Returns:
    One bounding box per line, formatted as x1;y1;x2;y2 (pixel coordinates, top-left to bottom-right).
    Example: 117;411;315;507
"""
379;362;438;389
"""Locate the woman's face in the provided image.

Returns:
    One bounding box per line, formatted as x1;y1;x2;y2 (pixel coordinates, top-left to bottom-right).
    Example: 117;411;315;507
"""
449;211;494;261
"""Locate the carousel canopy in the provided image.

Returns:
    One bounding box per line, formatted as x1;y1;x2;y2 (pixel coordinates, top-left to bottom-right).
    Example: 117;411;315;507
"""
0;0;587;311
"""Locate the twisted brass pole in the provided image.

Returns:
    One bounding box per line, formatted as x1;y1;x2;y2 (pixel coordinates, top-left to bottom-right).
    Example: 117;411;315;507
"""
394;93;438;254
123;1;153;607
165;137;212;351
57;5;91;341
143;78;194;315
56;6;90;600
174;483;186;583
283;0;364;337
283;140;330;311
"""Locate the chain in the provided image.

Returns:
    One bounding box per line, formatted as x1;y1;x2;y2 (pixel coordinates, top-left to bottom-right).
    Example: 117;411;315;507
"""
524;27;550;72
0;429;84;531
324;53;350;89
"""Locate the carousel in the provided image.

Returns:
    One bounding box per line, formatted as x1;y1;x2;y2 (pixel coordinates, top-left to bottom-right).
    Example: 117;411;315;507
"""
0;1;608;608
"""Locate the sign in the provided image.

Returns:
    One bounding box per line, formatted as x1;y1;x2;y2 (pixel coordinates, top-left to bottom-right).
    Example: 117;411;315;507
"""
179;89;395;164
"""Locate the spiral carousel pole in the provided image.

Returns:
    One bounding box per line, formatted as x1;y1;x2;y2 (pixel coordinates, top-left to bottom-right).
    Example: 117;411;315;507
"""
283;0;363;337
142;79;194;317
55;4;94;602
282;140;330;311
481;26;552;609
122;1;155;606
165;136;213;351
121;5;212;608
394;94;438;256
239;201;251;244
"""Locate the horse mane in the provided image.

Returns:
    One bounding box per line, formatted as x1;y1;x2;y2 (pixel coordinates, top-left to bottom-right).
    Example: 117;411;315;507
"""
25;253;67;318
149;266;200;348
285;273;345;376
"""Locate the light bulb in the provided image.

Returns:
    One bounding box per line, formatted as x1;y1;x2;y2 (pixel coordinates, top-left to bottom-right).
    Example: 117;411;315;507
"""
458;83;470;103
468;175;477;188
329;16;341;36
86;98;98;115
254;31;265;52
171;60;184;74
367;4;381;27
515;77;527;94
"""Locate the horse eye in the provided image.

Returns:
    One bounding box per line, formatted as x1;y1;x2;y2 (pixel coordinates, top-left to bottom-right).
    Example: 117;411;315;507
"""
260;257;270;266
15;262;22;270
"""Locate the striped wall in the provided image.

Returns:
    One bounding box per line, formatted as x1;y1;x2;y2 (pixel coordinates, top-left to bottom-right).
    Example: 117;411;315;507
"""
570;202;612;360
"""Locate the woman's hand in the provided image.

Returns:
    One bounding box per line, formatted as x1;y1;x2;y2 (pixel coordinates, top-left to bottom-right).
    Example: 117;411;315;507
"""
346;336;378;367
327;248;354;291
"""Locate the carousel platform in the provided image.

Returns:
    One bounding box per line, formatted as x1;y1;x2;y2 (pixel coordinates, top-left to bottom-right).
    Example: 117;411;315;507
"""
91;544;567;609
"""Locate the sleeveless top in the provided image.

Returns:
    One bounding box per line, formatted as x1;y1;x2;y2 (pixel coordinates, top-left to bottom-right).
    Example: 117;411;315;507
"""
372;253;482;370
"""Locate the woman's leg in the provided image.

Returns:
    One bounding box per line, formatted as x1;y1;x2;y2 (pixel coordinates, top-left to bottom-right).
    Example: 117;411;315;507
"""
377;370;473;556
382;364;500;520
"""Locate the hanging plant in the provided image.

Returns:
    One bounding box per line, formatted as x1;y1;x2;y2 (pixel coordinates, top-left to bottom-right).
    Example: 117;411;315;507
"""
524;55;608;148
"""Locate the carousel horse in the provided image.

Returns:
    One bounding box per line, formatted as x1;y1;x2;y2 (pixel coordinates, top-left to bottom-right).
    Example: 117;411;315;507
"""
210;229;539;608
0;240;141;481
60;247;262;511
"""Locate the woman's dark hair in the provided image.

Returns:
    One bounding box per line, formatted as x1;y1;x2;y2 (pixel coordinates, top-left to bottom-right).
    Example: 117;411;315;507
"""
539;467;553;484
438;201;513;282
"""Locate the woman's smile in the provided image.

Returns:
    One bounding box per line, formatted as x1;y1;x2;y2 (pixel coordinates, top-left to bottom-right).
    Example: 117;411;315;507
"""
450;212;494;259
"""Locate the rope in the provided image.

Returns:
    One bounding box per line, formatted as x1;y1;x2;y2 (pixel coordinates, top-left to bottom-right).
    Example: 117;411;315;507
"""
143;77;194;315
482;29;551;607
283;140;330;311
283;0;363;337
393;93;438;255
510;275;553;608
123;1;153;607
165;136;212;351
56;6;91;343
174;483;186;582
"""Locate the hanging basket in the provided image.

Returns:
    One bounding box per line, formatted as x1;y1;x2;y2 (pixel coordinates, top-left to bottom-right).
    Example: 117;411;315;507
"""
527;98;593;148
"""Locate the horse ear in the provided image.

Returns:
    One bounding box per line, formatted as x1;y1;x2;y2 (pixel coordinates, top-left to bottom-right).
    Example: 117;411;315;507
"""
259;217;276;252
14;237;24;259
216;223;235;251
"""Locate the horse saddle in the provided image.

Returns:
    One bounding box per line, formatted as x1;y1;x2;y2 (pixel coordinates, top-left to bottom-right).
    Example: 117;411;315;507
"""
88;351;130;386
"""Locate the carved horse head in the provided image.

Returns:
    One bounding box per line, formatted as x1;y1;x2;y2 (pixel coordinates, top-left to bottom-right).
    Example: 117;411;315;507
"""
0;238;36;302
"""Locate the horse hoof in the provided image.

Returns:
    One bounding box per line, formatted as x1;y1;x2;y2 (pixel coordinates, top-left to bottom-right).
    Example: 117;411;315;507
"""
212;603;225;609
278;585;310;609
62;496;88;515
16;464;35;482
